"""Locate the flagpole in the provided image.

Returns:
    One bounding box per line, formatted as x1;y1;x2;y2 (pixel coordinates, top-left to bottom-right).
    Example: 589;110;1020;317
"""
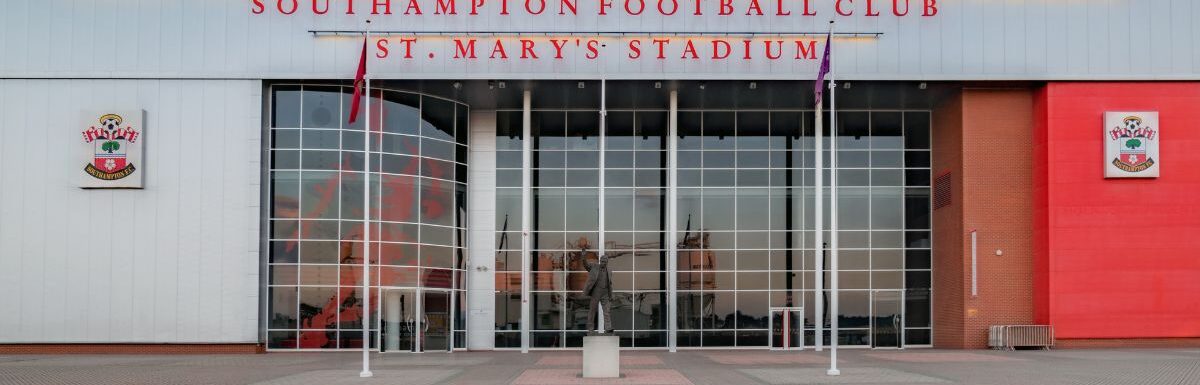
360;19;374;379
826;20;841;377
813;19;834;355
813;63;825;354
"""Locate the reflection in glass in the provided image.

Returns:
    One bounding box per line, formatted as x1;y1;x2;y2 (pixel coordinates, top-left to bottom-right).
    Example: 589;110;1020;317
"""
302;86;340;129
269;85;467;351
496;90;933;349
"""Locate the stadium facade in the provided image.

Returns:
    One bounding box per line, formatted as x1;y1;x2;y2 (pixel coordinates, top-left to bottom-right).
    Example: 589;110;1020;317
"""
1;0;1198;353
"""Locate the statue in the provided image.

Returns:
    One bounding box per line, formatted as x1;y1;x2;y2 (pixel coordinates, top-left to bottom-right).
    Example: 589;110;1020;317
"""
576;244;614;334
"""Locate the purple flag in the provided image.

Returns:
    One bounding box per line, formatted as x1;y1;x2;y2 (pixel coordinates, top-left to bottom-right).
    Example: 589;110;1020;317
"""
814;31;832;105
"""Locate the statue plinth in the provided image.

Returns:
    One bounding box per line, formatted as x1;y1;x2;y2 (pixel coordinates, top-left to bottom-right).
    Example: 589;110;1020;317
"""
582;334;620;378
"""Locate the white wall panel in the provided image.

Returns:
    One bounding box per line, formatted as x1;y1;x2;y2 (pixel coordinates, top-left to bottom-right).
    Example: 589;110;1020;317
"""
0;0;1196;80
466;111;498;350
0;79;262;343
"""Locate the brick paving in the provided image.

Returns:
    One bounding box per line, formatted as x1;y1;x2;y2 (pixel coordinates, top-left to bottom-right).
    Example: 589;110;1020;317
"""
511;369;691;385
862;352;1023;363
740;367;949;384
537;355;664;366
704;352;831;365
2;348;1200;385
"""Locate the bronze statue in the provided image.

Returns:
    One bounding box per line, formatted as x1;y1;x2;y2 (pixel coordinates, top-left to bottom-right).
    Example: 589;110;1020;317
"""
576;244;614;334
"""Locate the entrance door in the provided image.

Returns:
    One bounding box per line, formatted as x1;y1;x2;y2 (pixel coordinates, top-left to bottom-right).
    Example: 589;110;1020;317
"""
381;288;453;353
871;290;903;349
422;290;452;352
381;289;417;352
769;307;804;350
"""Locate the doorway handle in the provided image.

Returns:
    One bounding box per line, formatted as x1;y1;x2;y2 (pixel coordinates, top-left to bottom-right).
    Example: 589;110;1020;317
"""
423;314;430;332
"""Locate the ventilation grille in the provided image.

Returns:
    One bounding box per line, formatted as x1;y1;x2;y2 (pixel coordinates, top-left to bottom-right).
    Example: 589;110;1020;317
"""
933;172;952;210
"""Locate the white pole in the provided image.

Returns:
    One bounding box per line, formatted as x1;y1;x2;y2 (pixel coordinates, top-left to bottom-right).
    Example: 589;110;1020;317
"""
826;28;840;376
359;19;374;379
814;83;824;353
598;78;607;333
520;90;532;353
667;90;679;352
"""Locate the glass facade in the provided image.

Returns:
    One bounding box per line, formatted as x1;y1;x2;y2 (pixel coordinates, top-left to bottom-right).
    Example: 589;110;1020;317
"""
266;85;468;350
495;85;932;349
264;81;930;351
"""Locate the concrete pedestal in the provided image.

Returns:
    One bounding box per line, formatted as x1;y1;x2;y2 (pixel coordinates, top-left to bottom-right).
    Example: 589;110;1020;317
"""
582;335;620;378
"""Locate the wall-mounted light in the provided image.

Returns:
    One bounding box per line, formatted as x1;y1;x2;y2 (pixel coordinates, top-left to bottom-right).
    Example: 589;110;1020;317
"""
498;81;507;89
699;81;707;90
654;81;662;89
749;82;757;90
843;82;852;89
488;80;496;89
578;81;586;89
918;82;928;90
453;81;462;90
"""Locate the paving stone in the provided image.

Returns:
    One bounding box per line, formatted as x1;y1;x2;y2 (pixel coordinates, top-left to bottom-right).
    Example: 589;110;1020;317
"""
536;355;664;366
863;352;1023;363
704;352;831;365
739;367;950;384
251;369;460;385
0;355;182;367
374;356;493;367
511;368;691;385
0;349;1198;384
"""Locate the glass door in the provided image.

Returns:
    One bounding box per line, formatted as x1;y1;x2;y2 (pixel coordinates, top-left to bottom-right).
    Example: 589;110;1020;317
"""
381;289;418;353
422;290;452;352
381;288;454;353
871;290;903;349
770;307;804;350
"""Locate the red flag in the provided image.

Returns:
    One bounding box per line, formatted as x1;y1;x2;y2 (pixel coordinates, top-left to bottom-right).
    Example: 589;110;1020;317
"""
348;38;368;124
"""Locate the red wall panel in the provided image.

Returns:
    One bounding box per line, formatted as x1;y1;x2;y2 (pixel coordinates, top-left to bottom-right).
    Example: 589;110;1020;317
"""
1037;82;1200;339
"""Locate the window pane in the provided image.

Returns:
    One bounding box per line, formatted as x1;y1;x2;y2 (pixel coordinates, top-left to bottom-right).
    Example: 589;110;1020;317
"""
703;112;735;150
421;96;456;142
302;86;340;129
737;112;770;150
837;112;869;150
678;112;703;150
496;111;524;150
904;112;931;150
871;112;903;149
272;86;302;128
636;111;667;150
420;178;454;226
567;111;600;150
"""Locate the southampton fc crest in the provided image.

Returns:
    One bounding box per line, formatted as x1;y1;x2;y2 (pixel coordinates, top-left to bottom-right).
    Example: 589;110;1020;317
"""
79;111;145;188
1104;112;1159;178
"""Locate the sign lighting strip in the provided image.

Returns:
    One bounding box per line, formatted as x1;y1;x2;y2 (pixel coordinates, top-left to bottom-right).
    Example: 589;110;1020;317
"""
309;30;883;38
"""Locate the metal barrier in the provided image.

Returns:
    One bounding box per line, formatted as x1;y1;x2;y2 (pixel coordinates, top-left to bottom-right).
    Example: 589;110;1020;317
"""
988;325;1055;350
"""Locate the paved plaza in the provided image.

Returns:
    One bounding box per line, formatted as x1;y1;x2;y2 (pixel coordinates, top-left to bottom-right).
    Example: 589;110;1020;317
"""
2;348;1199;385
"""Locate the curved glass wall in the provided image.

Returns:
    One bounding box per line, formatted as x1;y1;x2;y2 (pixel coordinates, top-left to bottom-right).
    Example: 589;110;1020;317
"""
266;84;468;350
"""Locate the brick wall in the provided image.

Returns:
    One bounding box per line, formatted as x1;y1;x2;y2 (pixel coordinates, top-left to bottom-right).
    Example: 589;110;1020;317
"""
931;92;966;348
932;88;1036;348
